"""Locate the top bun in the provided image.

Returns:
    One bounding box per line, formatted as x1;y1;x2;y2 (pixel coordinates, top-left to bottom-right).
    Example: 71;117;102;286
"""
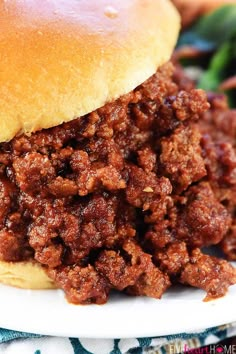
0;0;180;143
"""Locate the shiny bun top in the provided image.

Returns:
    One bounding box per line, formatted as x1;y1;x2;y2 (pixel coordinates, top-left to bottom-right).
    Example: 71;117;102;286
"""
0;0;180;142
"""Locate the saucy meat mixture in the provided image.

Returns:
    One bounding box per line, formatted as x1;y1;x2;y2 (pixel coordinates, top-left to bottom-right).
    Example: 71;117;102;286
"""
0;62;236;304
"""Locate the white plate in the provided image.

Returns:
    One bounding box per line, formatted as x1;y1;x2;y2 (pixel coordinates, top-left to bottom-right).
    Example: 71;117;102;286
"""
1;279;236;338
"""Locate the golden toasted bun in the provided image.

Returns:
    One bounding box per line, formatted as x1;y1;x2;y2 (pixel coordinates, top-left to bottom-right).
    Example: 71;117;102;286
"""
0;0;180;143
173;0;236;27
0;260;56;289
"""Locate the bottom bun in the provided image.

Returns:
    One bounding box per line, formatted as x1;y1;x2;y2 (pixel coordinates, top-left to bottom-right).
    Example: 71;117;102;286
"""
0;260;56;289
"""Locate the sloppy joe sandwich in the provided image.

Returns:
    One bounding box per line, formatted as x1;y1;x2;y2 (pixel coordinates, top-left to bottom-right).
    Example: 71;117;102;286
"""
0;0;235;304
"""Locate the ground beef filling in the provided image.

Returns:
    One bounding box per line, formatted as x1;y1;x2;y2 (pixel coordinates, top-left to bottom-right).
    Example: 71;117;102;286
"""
0;62;235;304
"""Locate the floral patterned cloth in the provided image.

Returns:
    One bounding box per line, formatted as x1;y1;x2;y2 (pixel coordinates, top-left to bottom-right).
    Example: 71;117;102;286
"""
0;323;236;353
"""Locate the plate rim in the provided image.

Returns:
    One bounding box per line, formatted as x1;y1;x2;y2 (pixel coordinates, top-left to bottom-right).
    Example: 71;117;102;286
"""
0;283;236;338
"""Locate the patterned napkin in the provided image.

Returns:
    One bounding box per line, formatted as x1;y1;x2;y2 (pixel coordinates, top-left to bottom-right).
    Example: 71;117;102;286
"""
0;323;236;354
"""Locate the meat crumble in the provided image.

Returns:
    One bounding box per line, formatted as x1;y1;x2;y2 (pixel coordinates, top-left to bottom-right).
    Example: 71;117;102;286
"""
0;62;235;304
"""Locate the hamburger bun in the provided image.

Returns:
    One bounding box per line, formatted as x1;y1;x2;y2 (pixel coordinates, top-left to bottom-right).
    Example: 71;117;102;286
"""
0;260;55;289
0;0;180;290
0;0;180;143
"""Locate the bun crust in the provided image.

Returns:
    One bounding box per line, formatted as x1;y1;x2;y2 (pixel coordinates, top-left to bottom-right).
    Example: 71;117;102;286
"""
0;260;56;289
0;0;180;143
